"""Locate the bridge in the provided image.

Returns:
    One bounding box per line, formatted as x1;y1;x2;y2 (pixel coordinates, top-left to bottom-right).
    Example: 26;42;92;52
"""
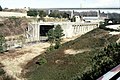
31;8;120;10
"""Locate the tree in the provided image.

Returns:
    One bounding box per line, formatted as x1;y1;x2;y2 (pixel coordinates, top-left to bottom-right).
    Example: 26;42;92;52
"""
37;10;46;21
62;12;70;18
0;5;2;11
0;34;6;53
38;10;46;17
47;25;64;50
47;29;55;45
27;10;38;17
54;25;64;41
54;25;64;49
48;11;61;18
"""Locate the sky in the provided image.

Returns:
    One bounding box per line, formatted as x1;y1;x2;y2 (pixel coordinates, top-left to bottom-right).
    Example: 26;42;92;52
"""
0;0;120;13
0;0;120;8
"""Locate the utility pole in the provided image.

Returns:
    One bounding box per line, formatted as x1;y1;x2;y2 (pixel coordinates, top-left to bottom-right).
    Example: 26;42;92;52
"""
97;10;101;27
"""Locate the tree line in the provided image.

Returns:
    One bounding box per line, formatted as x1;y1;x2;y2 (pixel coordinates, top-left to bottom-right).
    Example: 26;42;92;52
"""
27;9;70;19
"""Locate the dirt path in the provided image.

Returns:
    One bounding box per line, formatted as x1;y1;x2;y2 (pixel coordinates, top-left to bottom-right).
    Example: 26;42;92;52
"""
0;42;50;80
64;49;91;55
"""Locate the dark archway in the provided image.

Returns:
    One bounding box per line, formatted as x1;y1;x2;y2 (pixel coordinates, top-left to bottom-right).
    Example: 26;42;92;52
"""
40;25;54;36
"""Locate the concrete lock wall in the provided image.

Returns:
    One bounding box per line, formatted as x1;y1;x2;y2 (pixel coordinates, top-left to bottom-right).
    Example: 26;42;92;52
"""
0;12;27;17
26;22;99;42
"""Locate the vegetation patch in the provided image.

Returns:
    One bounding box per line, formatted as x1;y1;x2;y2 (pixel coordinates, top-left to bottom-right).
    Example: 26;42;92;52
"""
73;43;120;80
0;68;5;76
0;17;28;36
0;34;6;53
35;57;47;66
24;50;94;80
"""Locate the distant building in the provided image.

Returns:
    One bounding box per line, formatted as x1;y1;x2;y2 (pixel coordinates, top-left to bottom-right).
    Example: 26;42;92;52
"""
75;16;81;22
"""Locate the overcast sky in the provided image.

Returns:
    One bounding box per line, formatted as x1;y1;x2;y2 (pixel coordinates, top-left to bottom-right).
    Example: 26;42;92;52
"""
0;0;120;8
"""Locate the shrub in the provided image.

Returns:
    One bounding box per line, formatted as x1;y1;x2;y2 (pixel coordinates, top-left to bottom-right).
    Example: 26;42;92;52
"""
0;23;4;27
73;43;120;80
36;57;47;65
0;68;5;76
46;45;55;52
0;34;6;53
54;40;61;49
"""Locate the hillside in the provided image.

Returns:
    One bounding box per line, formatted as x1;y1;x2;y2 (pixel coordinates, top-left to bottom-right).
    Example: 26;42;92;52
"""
0;17;28;36
24;28;120;80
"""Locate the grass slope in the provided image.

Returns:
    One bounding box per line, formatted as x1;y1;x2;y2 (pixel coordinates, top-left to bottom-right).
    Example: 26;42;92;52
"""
63;28;119;50
24;28;120;80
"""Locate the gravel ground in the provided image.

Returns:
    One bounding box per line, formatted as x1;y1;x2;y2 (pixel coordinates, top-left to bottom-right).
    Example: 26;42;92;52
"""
0;42;50;80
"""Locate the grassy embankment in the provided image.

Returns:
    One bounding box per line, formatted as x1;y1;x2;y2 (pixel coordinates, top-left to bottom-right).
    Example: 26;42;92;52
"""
24;28;120;80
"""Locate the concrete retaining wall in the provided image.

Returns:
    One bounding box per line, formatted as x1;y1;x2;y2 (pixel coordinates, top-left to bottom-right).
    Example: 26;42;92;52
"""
26;22;99;42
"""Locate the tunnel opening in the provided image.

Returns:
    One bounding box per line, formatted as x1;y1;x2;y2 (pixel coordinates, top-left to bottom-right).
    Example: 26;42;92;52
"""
40;25;54;36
